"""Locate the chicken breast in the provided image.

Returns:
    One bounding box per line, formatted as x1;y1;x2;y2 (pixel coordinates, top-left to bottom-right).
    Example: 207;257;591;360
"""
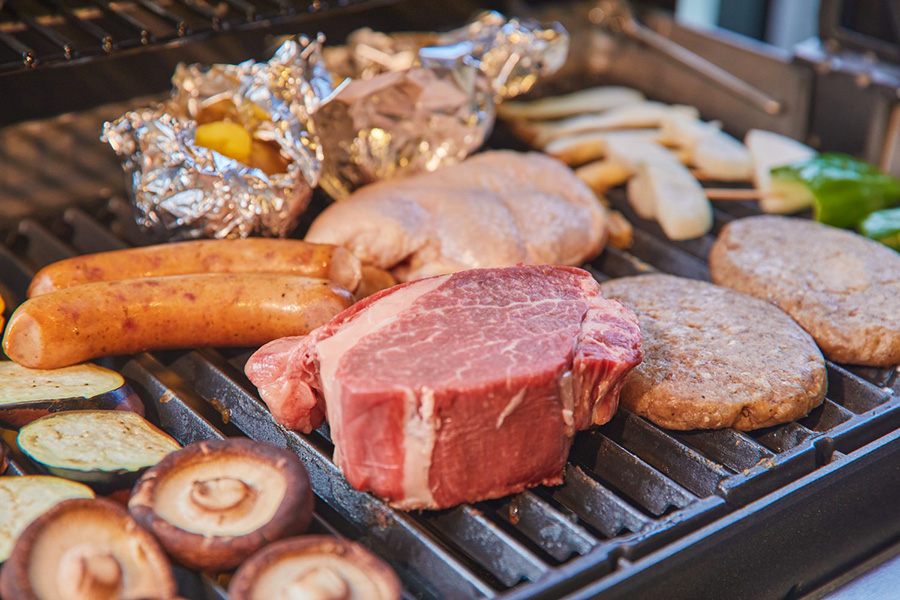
305;151;607;281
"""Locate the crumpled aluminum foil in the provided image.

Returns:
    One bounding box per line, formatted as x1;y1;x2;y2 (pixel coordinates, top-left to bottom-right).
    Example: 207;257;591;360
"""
103;36;333;240
315;11;568;198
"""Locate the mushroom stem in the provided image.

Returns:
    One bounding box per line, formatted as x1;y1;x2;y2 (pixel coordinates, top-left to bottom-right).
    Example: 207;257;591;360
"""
190;477;254;511
58;546;124;600
282;568;351;600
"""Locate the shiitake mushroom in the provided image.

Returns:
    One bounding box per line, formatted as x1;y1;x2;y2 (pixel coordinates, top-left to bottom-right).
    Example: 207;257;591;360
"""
17;410;181;493
229;536;402;600
0;362;144;430
0;476;95;563
0;497;176;600
129;438;314;572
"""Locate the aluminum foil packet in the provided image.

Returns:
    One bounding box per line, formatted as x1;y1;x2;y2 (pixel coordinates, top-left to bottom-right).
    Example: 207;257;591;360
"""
102;37;333;240
315;11;569;198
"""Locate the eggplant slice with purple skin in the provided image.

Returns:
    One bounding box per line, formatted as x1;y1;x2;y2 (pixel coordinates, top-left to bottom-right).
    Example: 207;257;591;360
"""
0;362;144;429
229;536;402;600
17;410;181;493
0;497;177;600
129;438;315;572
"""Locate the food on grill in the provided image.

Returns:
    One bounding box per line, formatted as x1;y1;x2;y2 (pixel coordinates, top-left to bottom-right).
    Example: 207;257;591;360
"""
129;438;314;572
658;113;752;181
603;134;712;240
546;129;659;167
4;274;354;369
355;265;399;300
860;207;900;250
245;265;642;509
194;120;290;176
0;498;176;600
229;536;402;600
17;411;181;492
27;238;363;297
576;159;634;192
0;476;95;563
523;101;700;148
600;274;827;430
710;215;900;366
305;151;607;282
771;153;900;229
498;86;645;120
0;362;143;429
744;129;817;214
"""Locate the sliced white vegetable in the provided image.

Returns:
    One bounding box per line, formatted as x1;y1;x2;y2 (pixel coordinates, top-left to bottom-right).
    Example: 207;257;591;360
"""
575;160;633;192
498;86;645;120
628;163;713;240
744;129;817;213
660;114;752;181
531;102;700;147
545;129;659;166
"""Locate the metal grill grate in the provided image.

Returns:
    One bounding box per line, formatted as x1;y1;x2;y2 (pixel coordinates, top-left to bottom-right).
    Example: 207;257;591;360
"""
0;0;379;73
0;185;897;599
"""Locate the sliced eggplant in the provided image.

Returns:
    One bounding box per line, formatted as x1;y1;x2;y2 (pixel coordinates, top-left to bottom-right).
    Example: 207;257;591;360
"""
17;411;181;493
0;362;143;429
229;536;402;600
744;129;817;213
0;476;95;562
129;438;314;572
0;497;176;600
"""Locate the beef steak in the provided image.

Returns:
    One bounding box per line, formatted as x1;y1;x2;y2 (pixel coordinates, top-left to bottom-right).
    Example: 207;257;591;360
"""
246;265;642;509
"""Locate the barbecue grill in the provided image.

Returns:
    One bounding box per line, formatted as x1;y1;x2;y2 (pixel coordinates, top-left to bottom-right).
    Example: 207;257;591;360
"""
2;1;900;599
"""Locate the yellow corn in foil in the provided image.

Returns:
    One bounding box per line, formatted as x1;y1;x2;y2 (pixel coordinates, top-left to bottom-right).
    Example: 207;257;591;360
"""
103;36;332;239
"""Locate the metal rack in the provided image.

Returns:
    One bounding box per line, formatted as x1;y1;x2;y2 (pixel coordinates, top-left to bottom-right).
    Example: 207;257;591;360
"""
0;185;898;599
0;0;376;73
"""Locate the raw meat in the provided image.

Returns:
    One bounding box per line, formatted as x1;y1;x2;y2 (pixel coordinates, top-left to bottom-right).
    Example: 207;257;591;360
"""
304;151;607;282
246;266;642;510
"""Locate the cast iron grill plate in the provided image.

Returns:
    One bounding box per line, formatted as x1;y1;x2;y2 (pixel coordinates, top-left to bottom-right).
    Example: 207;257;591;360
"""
0;185;897;599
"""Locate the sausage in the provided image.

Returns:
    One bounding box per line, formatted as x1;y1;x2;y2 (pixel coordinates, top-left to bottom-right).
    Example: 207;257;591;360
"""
4;274;354;369
27;239;362;297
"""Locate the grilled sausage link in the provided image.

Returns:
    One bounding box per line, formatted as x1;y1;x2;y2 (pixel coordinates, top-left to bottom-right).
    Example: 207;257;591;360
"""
27;239;362;297
5;274;354;369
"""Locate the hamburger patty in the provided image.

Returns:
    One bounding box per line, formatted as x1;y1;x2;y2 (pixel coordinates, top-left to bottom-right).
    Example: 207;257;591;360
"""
601;274;826;430
710;216;900;367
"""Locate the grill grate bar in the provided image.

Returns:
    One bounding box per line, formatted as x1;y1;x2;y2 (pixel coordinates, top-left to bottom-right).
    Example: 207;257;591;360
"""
83;0;155;44
748;421;817;454
549;465;651;538
487;490;598;562
2;6;76;59
672;428;774;473
572;433;697;517
0;29;37;68
601;410;731;497
34;0;117;51
425;505;550;588
130;0;190;36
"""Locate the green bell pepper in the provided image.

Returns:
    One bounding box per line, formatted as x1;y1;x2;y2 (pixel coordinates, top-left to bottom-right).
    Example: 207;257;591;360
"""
859;207;900;251
770;153;900;229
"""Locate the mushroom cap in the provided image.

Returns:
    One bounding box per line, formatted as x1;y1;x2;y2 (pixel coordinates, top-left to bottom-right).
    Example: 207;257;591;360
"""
0;497;176;600
129;437;314;572
229;536;402;600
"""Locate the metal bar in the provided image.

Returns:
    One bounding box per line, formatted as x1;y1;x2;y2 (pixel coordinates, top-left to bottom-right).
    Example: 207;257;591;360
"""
34;0;117;52
130;0;191;36
549;466;651;538
0;31;38;69
84;0;155;45
3;8;78;59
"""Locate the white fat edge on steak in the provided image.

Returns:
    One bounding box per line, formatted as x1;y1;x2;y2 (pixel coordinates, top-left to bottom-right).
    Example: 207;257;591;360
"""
556;371;576;437
314;275;450;502
397;386;438;509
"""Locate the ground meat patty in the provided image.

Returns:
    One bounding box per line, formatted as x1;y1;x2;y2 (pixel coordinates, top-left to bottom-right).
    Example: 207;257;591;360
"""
709;215;900;367
600;273;826;430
